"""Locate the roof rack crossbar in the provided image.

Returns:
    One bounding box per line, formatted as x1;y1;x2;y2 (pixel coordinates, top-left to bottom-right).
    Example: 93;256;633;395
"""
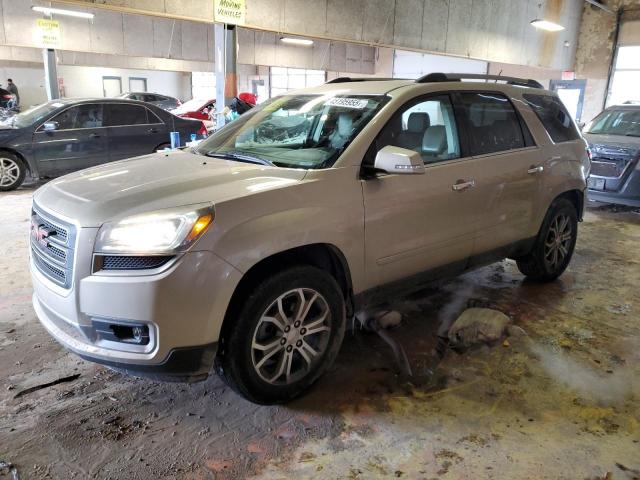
415;73;544;89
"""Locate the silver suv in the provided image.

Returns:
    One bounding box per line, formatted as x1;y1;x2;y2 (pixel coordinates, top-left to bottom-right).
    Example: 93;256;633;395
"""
30;74;589;403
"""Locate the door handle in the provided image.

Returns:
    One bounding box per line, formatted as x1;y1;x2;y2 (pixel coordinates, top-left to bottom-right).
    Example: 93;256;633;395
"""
89;133;101;138
452;179;475;191
148;128;158;134
527;165;544;174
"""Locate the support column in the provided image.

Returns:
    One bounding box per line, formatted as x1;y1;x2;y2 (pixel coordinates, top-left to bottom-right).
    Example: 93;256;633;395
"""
42;48;60;100
224;25;238;105
214;23;226;128
214;23;239;129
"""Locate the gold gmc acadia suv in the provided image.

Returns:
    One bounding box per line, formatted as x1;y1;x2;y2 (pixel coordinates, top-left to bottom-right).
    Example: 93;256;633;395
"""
29;73;590;404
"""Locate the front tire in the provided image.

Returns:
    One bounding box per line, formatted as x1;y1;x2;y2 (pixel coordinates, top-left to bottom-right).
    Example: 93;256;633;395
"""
516;198;578;282
216;266;346;404
0;153;26;191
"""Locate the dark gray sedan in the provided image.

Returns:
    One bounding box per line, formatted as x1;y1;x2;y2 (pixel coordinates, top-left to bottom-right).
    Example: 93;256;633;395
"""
0;98;203;191
584;104;640;207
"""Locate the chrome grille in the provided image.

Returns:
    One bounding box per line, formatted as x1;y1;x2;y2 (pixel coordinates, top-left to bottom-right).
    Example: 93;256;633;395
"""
30;205;76;288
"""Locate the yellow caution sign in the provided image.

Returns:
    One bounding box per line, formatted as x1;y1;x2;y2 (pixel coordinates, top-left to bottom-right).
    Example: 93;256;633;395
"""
36;19;61;48
214;0;246;25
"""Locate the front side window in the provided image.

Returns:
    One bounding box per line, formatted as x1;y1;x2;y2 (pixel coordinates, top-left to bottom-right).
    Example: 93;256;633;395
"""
583;109;640;137
523;93;580;143
459;93;526;155
48;104;104;130
105;104;148;126
195;94;388;169
375;94;461;164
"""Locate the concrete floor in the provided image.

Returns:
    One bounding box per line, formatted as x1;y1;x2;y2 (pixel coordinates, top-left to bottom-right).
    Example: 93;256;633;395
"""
1;186;639;480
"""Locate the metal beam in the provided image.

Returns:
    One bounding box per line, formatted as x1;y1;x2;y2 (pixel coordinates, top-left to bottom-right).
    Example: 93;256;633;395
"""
584;0;615;15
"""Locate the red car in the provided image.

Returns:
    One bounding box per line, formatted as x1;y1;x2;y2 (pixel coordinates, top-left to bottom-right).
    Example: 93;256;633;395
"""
171;98;215;120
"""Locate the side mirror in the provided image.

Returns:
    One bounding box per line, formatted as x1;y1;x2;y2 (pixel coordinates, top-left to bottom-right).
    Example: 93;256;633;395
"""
578;122;586;131
373;145;425;175
43;121;58;132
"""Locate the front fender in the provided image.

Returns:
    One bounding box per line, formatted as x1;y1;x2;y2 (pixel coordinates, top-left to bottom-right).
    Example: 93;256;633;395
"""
205;167;366;293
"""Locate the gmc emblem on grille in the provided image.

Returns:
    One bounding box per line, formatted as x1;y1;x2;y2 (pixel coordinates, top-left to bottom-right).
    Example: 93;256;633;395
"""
31;220;55;247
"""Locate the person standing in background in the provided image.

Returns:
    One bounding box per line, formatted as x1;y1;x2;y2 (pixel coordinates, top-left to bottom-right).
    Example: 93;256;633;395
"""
6;79;19;107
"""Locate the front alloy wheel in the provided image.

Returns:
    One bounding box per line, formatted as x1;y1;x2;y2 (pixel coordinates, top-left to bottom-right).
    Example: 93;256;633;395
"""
216;266;346;404
251;288;331;385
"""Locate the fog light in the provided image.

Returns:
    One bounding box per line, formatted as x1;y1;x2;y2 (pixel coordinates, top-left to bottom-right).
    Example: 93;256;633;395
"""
92;318;150;345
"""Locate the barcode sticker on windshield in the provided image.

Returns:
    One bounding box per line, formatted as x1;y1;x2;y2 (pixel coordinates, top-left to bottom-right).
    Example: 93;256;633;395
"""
324;98;368;109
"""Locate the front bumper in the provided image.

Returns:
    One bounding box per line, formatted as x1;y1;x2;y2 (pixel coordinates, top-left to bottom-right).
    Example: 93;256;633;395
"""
588;190;640;208
32;246;242;381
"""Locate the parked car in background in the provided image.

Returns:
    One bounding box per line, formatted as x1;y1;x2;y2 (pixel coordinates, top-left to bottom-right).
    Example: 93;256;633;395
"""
117;92;181;111
29;74;588;403
0;98;203;190
0;87;15;108
583;104;640;207
171;98;215;121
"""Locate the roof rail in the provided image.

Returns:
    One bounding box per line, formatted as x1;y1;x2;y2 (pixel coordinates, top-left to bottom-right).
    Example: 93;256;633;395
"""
415;72;544;89
326;77;401;84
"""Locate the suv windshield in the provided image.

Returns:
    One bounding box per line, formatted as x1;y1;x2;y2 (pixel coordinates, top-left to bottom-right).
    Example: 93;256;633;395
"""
11;101;68;128
584;109;640;137
196;94;388;169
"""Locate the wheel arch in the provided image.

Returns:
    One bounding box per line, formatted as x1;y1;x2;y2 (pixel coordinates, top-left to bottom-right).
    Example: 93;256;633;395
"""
216;243;354;356
555;189;584;221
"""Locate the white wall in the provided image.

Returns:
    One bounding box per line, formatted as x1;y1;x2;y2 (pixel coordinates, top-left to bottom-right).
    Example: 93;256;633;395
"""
393;50;488;79
56;65;191;100
0;63;48;107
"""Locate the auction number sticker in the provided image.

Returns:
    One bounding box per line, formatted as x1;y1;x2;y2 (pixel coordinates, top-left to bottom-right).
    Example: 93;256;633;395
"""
325;98;368;109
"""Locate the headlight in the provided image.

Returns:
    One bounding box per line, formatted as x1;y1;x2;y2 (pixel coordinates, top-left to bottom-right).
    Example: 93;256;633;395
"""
94;204;214;254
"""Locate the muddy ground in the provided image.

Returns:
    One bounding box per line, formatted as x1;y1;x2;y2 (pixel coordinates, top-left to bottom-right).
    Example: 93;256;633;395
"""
1;186;639;479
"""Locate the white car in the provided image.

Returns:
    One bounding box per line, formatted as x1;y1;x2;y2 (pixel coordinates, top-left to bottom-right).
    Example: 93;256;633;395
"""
30;74;589;403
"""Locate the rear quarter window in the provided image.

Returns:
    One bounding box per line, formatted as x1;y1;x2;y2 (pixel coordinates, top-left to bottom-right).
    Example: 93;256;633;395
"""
523;94;580;143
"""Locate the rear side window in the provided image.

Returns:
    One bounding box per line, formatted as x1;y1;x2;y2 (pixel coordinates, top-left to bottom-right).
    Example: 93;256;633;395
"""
458;93;526;155
523;94;580;143
105;104;148;126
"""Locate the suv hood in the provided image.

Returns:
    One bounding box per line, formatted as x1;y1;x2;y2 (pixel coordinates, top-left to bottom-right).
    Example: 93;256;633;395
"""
34;149;308;227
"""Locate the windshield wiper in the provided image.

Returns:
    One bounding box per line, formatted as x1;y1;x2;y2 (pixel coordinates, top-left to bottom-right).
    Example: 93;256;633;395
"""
205;151;275;166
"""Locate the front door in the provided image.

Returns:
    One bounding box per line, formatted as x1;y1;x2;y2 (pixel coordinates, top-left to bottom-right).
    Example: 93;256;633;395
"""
362;94;481;290
105;103;167;161
33;103;109;176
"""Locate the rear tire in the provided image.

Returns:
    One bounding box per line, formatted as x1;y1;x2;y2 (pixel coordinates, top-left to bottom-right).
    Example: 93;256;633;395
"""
216;266;346;404
516;198;578;282
0;152;26;191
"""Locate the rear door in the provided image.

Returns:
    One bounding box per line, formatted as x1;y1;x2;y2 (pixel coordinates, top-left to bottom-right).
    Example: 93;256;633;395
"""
455;91;542;255
105;103;168;161
32;103;108;175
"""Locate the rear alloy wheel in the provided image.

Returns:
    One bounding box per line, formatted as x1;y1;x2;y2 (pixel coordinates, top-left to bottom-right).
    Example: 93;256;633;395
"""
216;266;346;404
516;198;578;282
0;154;26;191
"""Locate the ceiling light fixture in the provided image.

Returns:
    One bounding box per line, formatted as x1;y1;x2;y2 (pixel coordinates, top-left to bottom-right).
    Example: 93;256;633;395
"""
32;6;95;19
530;19;565;31
280;37;314;46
